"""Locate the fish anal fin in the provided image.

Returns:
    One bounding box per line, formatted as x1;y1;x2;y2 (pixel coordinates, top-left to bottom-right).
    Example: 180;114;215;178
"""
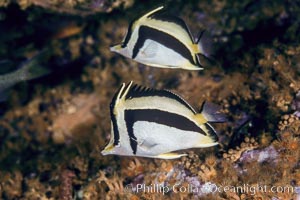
199;123;219;143
154;152;187;159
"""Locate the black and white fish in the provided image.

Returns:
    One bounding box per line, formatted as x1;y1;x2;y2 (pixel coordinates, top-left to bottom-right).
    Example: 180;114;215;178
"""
101;82;226;159
110;6;211;70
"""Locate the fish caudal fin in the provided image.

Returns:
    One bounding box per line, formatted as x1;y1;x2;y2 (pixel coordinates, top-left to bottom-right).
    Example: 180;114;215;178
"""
200;101;227;123
196;30;213;57
195;30;217;67
20;50;51;81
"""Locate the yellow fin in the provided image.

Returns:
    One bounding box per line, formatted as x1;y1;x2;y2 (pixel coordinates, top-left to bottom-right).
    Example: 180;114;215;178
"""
194;113;207;124
192;43;200;54
154;152;187;159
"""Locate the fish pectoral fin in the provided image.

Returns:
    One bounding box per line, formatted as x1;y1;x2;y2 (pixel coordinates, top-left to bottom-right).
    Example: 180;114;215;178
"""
138;139;157;151
154;152;187;159
140;41;157;58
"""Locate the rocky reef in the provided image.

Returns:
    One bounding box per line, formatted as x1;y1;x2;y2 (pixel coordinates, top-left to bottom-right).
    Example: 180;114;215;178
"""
0;0;300;199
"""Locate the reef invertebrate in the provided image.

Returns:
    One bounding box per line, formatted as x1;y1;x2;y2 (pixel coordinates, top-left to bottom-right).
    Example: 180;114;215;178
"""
49;93;99;144
278;114;300;133
223;137;259;162
59;169;75;200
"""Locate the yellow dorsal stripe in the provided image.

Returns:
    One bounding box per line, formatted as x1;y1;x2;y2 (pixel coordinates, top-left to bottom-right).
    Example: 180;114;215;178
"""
138;7;196;51
116;83;126;104
114;81;133;111
122;81;133;100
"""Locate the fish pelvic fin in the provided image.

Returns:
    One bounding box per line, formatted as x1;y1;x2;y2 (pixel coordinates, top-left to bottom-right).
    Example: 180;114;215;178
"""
20;50;51;81
154;152;187;159
199;101;227;123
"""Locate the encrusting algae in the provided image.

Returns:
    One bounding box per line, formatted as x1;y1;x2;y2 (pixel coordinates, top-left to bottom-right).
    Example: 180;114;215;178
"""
0;0;300;199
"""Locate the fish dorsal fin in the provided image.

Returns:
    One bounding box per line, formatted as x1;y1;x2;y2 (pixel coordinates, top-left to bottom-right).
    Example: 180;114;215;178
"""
124;82;196;113
117;81;133;100
140;6;164;21
121;7;164;48
110;81;133;109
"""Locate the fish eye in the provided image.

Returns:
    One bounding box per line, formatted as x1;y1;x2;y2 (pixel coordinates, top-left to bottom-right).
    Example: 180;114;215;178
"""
120;43;126;48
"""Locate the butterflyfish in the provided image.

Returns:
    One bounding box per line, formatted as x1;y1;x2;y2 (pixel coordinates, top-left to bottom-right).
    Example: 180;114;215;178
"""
101;82;226;159
110;6;211;70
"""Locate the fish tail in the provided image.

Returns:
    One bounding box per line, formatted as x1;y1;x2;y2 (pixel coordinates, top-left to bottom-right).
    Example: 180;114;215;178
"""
195;30;218;68
196;30;213;57
200;101;227;123
19;50;51;81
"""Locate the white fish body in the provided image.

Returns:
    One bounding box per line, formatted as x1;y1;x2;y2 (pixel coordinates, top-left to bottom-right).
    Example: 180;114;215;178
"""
101;82;225;159
110;6;209;70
